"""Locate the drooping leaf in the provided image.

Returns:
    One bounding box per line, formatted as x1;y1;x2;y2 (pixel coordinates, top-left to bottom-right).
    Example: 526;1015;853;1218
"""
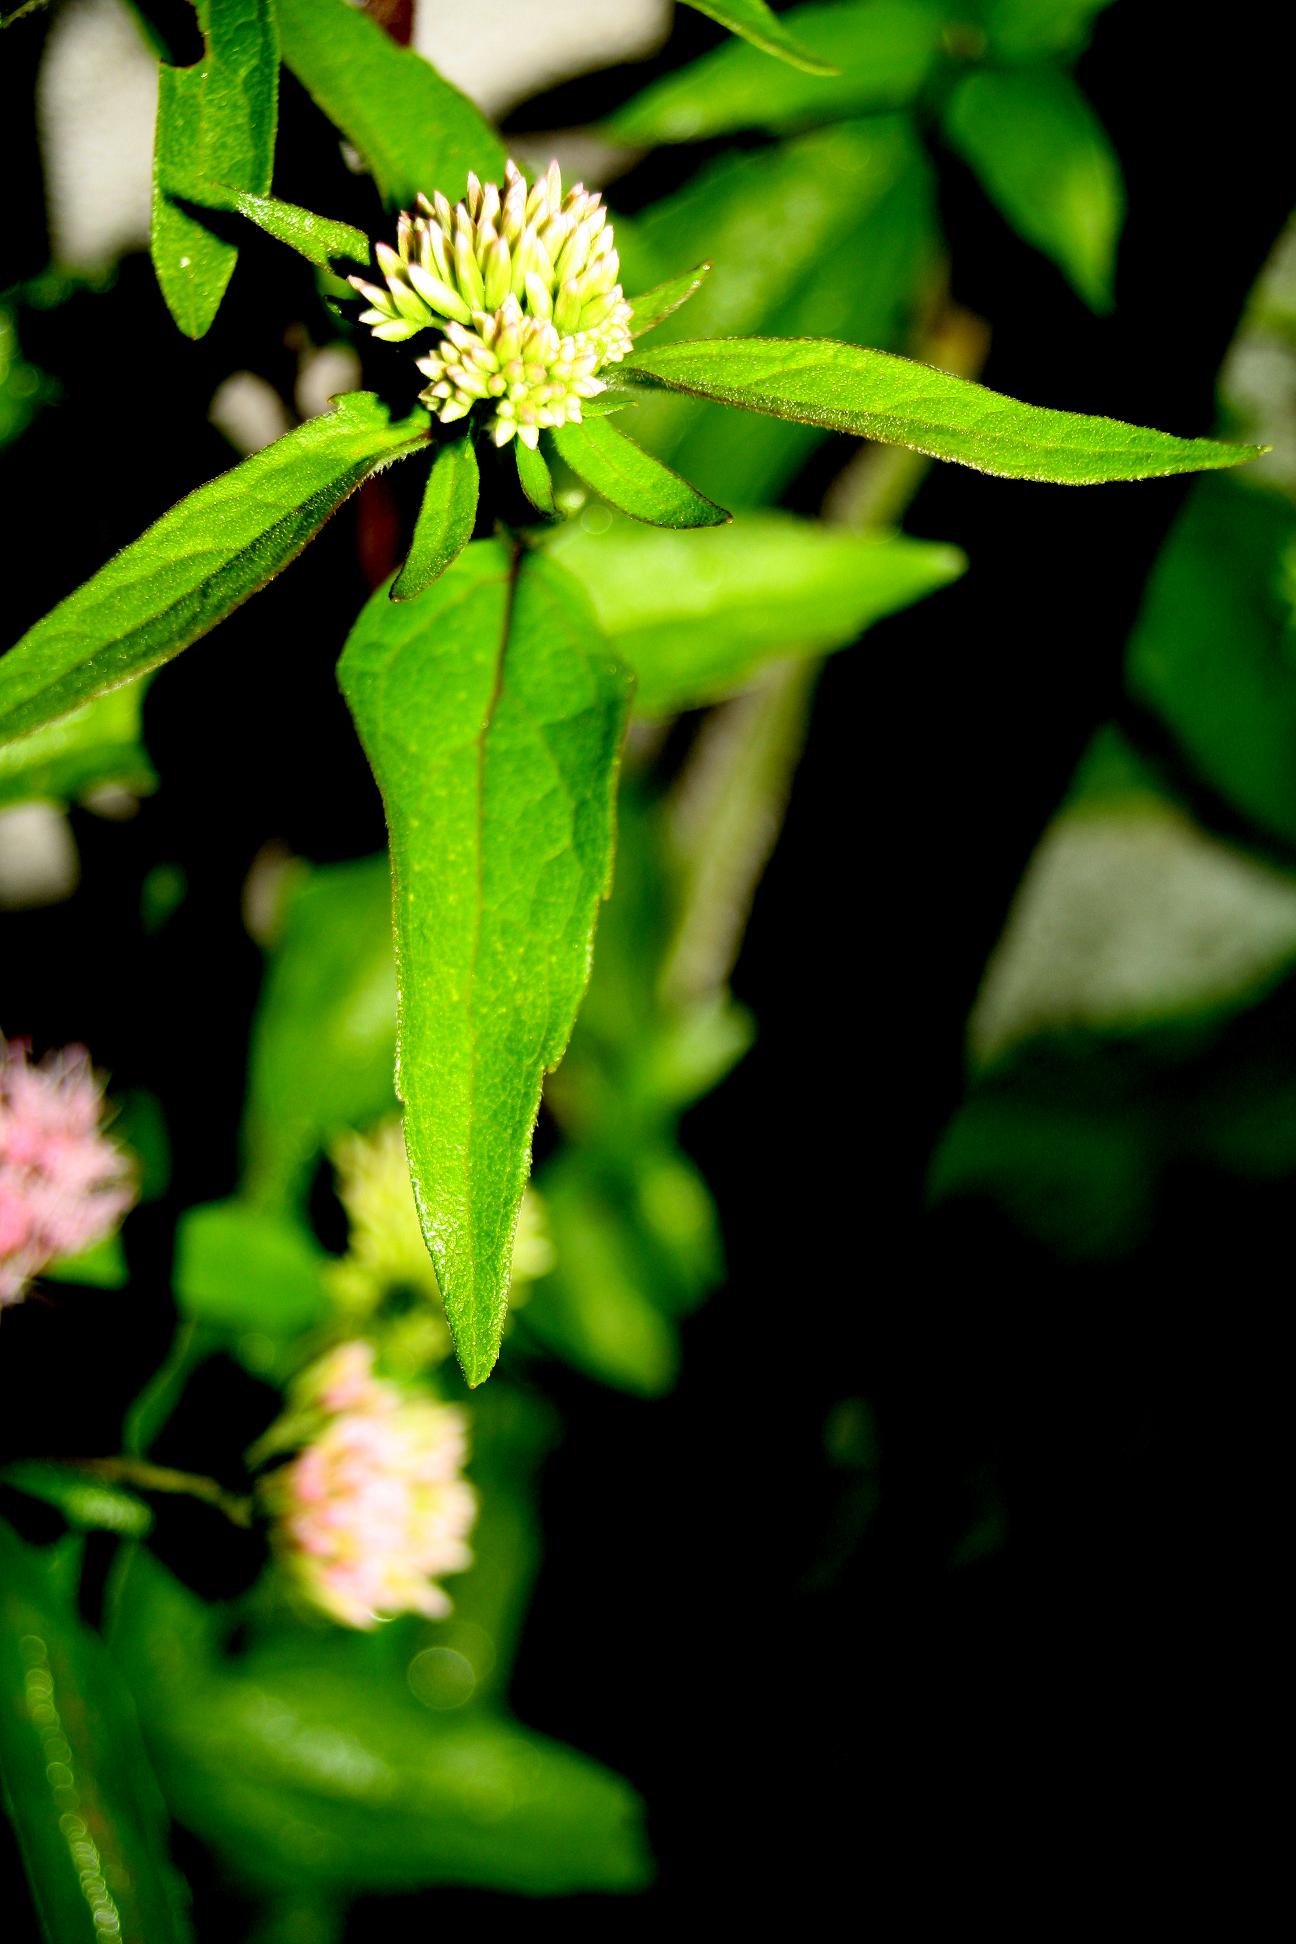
276;0;504;208
0;683;154;810
393;437;480;600
943;66;1124;311
627;262;713;337
609;1;943;143
0;1521;194;1941
677;0;839;74
514;437;556;516
619;338;1266;482
546;510;963;712
0;1462;153;1537
338;543;633;1387
550;417;730;528
0;395;429;747
226;191;368;269
243;854;398;1210
174;1201;332;1336
151;0;279;338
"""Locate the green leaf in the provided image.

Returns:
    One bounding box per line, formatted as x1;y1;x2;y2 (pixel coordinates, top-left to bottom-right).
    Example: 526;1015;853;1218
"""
628;262;713;337
41;1231;129;1290
0;395;429;748
619;338;1267;482
0;683;153;810
551;417;730;528
243;854;398;1210
609;1;943;143
276;0;504;208
338;543;633;1387
514;437;556;517
0;1462;152;1537
978;0;1116;60
944;67;1124;312
227;191;368;269
677;0;839;74
0;1521;194;1942
547;509;963;713
174;1201;331;1335
393;437;480;600
151;0;279;338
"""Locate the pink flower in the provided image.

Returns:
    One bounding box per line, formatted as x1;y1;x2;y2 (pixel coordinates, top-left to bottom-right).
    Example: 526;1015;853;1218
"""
262;1343;477;1629
0;1035;136;1307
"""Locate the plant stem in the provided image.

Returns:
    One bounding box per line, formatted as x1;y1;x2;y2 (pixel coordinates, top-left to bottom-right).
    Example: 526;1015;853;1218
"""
69;1457;254;1528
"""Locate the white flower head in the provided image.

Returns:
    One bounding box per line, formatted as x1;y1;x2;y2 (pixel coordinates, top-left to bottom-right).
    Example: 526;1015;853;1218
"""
349;160;634;449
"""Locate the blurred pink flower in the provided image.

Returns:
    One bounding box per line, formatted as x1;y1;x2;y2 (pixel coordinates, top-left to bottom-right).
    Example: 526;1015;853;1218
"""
0;1035;136;1307
263;1342;477;1629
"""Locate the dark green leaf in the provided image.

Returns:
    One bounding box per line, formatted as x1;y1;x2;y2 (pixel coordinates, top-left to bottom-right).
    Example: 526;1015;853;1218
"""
551;417;730;528
338;544;633;1386
943;67;1123;312
627;262;712;337
609;1;942;142
151;0;279;338
0;1463;152;1537
243;854;398;1210
0;395;429;747
276;0;504;208
514;437;556;516
0;683;153;810
547;510;963;712
677;0;838;73
979;0;1116;59
227;191;368;268
620;338;1266;482
174;1201;331;1335
41;1232;129;1290
0;1521;194;1941
393;437;480;600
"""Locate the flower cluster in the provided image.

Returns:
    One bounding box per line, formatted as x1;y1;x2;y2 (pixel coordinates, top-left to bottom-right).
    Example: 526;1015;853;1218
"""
328;1117;553;1374
261;1342;476;1630
0;1037;135;1307
350;160;634;449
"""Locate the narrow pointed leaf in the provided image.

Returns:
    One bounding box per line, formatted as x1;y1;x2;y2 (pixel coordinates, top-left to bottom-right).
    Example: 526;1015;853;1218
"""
620;339;1266;483
627;262;712;337
392;437;480;600
339;544;633;1386
227;190;368;268
151;0;278;338
0;395;429;746
551;417;730;528
678;0;839;73
0;1520;194;1940
515;438;556;517
943;68;1124;313
276;0;504;208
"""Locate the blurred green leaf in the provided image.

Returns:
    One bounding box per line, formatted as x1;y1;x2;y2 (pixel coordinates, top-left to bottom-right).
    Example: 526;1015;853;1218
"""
1127;477;1296;851
0;1463;152;1537
1;304;54;449
0;395;430;748
976;0;1116;60
0;1522;193;1941
244;854;398;1210
110;1551;651;1898
276;0;504;208
174;1201;331;1335
620;337;1265;481
678;0;840;72
42;1231;129;1290
610;1;943;142
151;0;279;338
546;510;963;713
551;417;730;528
339;545;632;1387
943;67;1123;311
0;683;154;811
392;436;480;600
627;262;713;337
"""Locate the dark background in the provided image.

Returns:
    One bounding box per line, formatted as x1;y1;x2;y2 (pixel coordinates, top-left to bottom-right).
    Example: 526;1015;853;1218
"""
1;1;1290;1929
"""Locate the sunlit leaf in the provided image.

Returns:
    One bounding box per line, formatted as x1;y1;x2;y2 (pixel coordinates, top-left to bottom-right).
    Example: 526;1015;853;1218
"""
0;395;429;747
678;0;839;73
620;338;1266;482
339;544;632;1386
226;191;368;269
514;437;556;516
944;67;1124;311
276;0;504;208
610;1;942;142
550;418;730;528
627;262;712;337
392;436;480;600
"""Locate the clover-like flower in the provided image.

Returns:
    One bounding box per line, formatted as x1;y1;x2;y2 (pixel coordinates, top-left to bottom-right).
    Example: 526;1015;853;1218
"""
350;160;633;449
0;1036;135;1307
261;1342;476;1630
